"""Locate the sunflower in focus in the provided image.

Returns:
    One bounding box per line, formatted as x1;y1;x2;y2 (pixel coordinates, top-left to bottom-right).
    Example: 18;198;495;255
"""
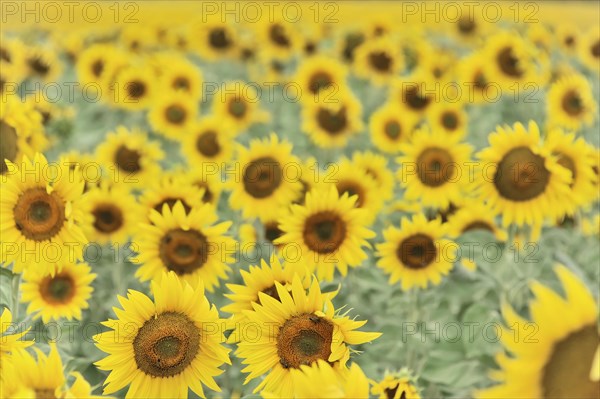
20;261;96;323
96;126;165;188
212;81;269;134
377;214;456;291
222;255;311;332
113;63;157;110
236;274;381;397
148;92;197;139
353;36;404;85
192;20;238;61
263;360;371;399
546;74;597;131
544;128;598;216
181;116;235;168
427;103;468;138
94;272;231;398
134;201;235;292
0;97;48;175
397;128;473;210
369;102;417;154
476;265;599;398
276;186;375;281
295;55;348;104
302;87;364;148
228;134;302;221
0;153;87;275
81;182;143;244
475;121;572;236
370;370;421;399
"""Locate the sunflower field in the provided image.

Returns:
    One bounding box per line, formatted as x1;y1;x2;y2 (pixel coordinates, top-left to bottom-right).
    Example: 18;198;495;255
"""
1;1;599;398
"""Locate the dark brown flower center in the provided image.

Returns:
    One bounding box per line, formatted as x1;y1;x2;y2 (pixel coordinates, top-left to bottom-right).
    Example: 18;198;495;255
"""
564;36;575;47
304;41;316;55
260;284;281;302
165;104;187;124
27;57;50;76
269;24;291;47
277;313;333;369
243;157;282;199
461;221;494;234
194;181;214;203
474;70;488;90
397;234;437;269
264;222;284;243
195;130;220;158
173;76;190;91
208;28;232;49
0;47;10;63
302;211;346;254
92;203;124;234
228;97;247;119
441;112;459;130
493;146;550;201
542;324;599;398
125;80;146;99
0;119;18;175
153;198;192;215
39;273;76;304
133;311;200;378
458;17;476;34
497;47;523;78
308;72;333;94
369;51;392;72
114;145;142;173
404;86;431;111
561;90;584;116
14;187;65;241
592;40;600;58
336;180;365;207
556;152;577;187
317;106;348;135
342;33;365;62
417;147;455;187
384;120;401;140
91;59;104;78
159;229;208;275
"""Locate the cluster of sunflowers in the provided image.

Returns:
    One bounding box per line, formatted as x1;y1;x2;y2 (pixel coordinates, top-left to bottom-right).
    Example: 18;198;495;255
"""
1;2;599;398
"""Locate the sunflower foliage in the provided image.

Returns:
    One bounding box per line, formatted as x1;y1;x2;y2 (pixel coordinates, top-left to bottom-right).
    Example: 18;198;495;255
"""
1;2;599;399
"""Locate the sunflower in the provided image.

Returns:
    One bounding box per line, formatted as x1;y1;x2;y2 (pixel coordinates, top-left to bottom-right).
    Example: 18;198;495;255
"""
427;103;468;138
0;308;33;360
418;46;457;83
579;26;600;71
113;63;157;110
222;255;311;331
476;265;599;398
370;370;421;399
80;182;144;244
94;271;231;398
475;121;573;235
236;274;381;397
555;24;580;55
8;343;67;398
0;37;26;83
96;126;165;188
397;127;473;210
66;372;107;399
457;53;496;105
25;45;61;82
352;151;395;201
302;86;364;148
157;56;203;99
0;153;87;275
369;102;418;154
336;30;366;65
294;55;348;103
0;96;48;175
228;134;302;222
187;168;224;206
353;36;403;85
392;74;436;117
446;200;508;242
148;93;197;139
134;201;235;293
546;74;597;131
76;44;127;89
263;360;371;399
544;128;597;216
275;186;375;281
257;18;301;60
329;158;384;224
120;25;158;53
377;214;456;291
20;261;95;323
181;116;236;168
212;80;269;134
192;19;238;61
482;31;538;89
